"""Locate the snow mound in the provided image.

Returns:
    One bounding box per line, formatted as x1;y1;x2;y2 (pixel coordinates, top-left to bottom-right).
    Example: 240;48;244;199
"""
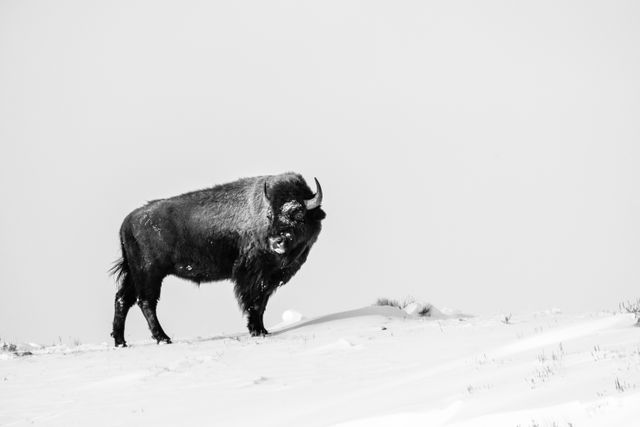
402;302;452;319
403;302;425;315
282;309;303;324
2;309;639;426
268;309;306;330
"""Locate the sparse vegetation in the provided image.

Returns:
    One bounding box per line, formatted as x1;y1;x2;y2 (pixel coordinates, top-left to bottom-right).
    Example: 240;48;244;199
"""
614;376;636;393
1;341;17;353
375;296;433;317
465;383;492;395
417;305;432;316
527;344;565;388
375;297;402;310
619;298;640;325
401;295;416;307
1;341;31;357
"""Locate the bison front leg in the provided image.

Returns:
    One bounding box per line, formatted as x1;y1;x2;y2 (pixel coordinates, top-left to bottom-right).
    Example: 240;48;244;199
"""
247;308;269;337
238;282;277;337
247;290;272;337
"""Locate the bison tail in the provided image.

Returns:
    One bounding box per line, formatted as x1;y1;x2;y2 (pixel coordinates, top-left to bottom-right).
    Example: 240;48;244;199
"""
109;246;130;285
109;257;128;284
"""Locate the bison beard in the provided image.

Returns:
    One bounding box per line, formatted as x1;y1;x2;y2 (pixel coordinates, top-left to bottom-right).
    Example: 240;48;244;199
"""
110;173;325;346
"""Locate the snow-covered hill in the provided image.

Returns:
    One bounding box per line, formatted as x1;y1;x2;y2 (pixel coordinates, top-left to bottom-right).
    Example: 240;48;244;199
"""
1;307;639;426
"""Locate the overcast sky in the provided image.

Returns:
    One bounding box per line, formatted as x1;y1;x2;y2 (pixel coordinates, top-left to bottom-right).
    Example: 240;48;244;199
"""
1;0;639;344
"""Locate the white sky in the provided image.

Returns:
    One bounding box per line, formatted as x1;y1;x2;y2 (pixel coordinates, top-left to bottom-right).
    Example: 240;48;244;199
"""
1;0;639;344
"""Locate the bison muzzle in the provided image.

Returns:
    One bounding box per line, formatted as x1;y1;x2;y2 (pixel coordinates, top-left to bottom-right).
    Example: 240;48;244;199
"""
110;173;325;346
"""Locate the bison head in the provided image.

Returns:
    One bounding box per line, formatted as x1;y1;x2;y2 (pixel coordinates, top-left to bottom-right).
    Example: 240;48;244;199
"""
263;174;325;257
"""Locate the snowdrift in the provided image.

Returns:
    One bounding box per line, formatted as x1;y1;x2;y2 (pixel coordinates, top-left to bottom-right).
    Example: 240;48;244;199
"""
1;306;639;426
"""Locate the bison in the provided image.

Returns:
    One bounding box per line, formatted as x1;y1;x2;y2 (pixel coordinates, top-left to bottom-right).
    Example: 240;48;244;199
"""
110;172;325;346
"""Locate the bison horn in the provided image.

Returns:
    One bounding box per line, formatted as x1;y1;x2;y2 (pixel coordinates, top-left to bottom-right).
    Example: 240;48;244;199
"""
305;177;323;210
264;181;270;201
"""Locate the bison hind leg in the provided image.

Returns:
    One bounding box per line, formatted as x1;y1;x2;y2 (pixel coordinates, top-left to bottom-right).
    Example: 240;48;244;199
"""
134;270;172;344
138;299;172;344
111;271;137;347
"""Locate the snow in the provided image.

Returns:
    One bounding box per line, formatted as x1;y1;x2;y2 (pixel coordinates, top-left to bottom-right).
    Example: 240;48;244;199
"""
403;301;424;315
282;309;304;324
1;307;639;426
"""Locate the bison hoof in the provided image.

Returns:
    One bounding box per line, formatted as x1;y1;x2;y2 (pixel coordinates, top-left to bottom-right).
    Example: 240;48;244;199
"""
111;332;127;347
155;336;172;345
250;328;269;337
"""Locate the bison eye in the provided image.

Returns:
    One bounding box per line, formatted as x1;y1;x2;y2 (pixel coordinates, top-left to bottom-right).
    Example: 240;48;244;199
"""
280;201;305;223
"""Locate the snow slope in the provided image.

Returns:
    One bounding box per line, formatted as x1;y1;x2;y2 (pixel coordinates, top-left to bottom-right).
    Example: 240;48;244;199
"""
1;307;639;426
